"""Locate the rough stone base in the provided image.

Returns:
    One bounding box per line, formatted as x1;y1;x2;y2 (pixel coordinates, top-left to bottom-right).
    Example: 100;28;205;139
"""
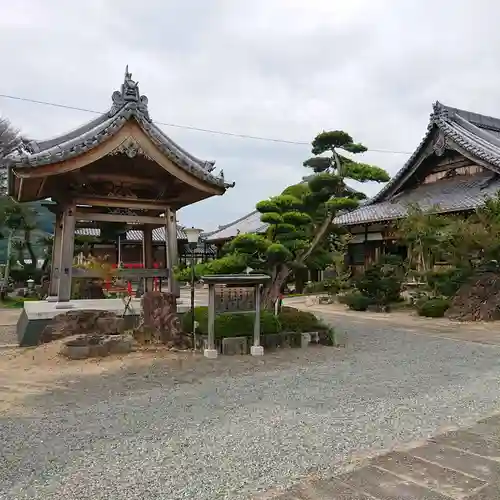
16;299;192;347
61;334;135;360
142;291;192;349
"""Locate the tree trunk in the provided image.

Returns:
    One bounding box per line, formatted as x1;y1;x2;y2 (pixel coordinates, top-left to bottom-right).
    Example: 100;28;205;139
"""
1;230;14;299
261;265;290;309
295;268;308;294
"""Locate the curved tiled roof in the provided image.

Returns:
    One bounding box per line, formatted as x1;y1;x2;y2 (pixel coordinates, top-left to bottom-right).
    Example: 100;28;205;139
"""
368;102;500;205
205;210;268;241
6;67;232;190
333;171;500;225
334;102;500;226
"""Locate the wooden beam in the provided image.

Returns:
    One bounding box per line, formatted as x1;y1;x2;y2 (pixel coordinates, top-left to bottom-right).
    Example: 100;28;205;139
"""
71;267;169;279
74;205;162;216
165;207;178;295
80;173;162;186
143;226;154;291
74;211;166;225
74;196;169;211
35;177;47;198
57;204;76;302
49;212;63;296
16;178;24;201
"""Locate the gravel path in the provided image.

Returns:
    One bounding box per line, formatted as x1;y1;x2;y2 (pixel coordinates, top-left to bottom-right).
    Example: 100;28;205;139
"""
2;319;500;499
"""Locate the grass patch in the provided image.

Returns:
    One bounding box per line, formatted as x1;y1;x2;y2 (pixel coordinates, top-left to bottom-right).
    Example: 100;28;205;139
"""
0;297;39;308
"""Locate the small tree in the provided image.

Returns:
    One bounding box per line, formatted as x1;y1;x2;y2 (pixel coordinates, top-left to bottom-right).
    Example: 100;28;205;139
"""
204;130;390;308
353;255;405;310
396;204;448;274
0;199;39;290
0;117;21;195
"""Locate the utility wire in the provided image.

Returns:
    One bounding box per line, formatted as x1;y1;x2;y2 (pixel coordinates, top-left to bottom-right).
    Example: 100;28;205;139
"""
0;92;413;154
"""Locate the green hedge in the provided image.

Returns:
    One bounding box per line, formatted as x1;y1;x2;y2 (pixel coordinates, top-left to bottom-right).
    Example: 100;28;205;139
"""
278;308;323;332
342;291;371;311
182;306;280;338
182;306;326;338
417;297;450;318
425;267;471;298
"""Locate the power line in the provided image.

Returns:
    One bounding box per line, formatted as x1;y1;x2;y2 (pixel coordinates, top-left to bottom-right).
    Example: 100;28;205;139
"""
0;92;413;155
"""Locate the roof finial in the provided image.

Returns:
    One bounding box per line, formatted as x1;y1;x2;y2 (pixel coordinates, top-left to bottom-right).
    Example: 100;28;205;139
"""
109;66;151;121
430;101;449;128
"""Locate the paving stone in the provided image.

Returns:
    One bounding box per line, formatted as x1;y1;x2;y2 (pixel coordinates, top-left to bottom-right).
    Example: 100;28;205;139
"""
310;480;374;499
276;480;375;499
433;431;500;460
411;442;500;482
338;465;452;500
371;451;486;497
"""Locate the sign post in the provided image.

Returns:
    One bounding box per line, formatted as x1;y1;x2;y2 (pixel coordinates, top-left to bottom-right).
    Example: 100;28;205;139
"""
201;274;270;358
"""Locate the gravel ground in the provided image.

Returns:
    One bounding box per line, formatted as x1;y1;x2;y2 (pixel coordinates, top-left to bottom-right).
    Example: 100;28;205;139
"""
2;318;500;499
0;326;16;346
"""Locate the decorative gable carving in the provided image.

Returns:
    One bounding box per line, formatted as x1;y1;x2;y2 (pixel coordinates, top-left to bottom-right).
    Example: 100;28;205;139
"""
432;132;447;156
110;137;150;159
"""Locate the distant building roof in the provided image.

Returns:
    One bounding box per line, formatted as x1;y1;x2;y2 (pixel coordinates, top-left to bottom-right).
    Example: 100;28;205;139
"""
205;210;268;241
334;102;500;226
205;181;370;242
76;226;187;241
333;171;500;225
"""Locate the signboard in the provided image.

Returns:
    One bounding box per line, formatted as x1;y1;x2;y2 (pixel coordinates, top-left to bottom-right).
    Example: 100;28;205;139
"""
214;285;255;313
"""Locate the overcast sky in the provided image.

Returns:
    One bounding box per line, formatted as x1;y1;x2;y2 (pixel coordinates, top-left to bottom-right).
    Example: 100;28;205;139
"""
1;0;500;231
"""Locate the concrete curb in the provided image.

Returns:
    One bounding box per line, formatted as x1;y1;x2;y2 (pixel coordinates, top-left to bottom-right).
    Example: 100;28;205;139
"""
0;344;18;351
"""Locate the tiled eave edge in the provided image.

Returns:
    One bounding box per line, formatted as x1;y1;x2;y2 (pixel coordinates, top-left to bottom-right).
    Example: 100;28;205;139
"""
6;104;231;189
336;206;476;228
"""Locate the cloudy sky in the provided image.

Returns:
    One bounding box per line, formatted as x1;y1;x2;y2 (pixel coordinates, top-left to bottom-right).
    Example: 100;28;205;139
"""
1;0;499;231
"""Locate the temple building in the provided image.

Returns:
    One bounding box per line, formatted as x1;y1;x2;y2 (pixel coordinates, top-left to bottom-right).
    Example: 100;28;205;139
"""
206;102;500;276
6;67;233;303
75;226;217;267
334;102;500;272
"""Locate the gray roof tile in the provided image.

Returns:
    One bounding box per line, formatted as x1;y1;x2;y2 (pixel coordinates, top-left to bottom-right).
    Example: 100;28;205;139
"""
336;102;500;225
6;68;232;191
205;210;268;241
370;102;500;206
334;171;500;225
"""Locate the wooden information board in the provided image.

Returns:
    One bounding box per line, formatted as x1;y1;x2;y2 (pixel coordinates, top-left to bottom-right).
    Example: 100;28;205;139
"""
214;285;255;313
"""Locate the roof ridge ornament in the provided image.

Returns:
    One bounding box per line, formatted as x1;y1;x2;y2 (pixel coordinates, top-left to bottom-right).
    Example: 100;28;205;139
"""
109;66;151;122
431;101;450;121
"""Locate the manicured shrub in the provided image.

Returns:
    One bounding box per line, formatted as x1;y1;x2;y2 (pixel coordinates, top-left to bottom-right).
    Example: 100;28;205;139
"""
183;305;330;338
182;306;280;338
425;267;471;298
353;256;404;307
303;279;339;295
343;291;371;311
278;308;322;332
417;297;450;317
